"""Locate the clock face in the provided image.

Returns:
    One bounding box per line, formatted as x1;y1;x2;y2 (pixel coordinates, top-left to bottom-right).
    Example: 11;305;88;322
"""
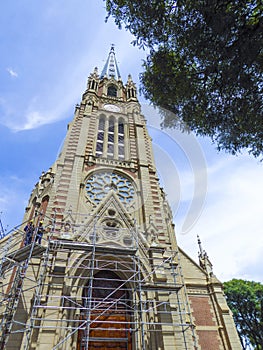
86;171;135;206
103;104;121;112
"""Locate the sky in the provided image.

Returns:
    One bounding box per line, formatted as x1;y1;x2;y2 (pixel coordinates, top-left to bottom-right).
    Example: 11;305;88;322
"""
0;0;262;283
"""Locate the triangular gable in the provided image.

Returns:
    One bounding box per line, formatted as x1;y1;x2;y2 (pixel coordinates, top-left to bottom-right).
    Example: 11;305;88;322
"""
77;190;135;249
178;246;221;286
60;208;75;239
145;217;160;246
95;190;134;228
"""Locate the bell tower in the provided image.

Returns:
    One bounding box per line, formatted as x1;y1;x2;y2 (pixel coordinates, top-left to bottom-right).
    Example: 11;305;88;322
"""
0;47;241;350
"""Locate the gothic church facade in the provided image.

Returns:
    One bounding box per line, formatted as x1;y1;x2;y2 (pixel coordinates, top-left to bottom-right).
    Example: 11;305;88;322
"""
0;47;241;350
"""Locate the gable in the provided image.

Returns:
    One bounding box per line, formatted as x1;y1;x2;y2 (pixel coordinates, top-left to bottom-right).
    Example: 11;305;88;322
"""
77;190;135;249
179;246;222;287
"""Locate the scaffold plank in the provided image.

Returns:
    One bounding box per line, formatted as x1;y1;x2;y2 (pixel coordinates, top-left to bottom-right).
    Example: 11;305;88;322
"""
49;240;137;255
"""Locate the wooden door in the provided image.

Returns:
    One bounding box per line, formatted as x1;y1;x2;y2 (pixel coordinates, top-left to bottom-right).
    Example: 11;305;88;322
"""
78;271;132;350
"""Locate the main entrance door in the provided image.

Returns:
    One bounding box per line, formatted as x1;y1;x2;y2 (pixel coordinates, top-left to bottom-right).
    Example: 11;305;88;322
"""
78;271;132;350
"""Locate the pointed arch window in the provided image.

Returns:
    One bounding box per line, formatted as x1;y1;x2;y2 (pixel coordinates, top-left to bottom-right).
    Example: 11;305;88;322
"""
29;197;38;221
39;195;49;218
107;85;117;97
96;117;105;157
90;79;97;90
118;119;125;159
127;88;136;100
88;79;96;90
95;116;127;160
107;117;115;158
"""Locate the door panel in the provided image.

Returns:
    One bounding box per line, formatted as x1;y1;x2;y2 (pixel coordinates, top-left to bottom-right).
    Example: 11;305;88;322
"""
78;271;132;350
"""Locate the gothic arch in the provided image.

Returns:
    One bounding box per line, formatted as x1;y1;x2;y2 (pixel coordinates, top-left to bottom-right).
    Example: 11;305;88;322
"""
107;84;117;97
40;195;49;217
29;196;38;220
95;115;106;157
77;270;133;350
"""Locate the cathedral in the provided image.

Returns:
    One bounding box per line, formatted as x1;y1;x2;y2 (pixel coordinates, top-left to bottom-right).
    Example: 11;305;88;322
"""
0;47;241;349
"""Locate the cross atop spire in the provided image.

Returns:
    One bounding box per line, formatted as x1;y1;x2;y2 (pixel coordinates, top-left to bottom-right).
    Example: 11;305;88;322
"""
100;44;121;79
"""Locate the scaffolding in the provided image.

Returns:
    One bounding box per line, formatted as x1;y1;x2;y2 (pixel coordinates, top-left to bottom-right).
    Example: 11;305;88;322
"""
0;215;5;240
0;213;197;350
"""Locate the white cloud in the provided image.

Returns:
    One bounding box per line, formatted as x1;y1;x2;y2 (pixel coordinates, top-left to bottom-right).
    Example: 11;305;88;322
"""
176;155;263;282
147;107;208;235
2;27;143;132
3;85;80;131
6;67;18;78
23;110;49;130
144;105;263;282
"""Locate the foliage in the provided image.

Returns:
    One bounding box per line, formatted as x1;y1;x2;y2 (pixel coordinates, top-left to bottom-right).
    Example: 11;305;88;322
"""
224;279;263;349
105;0;263;157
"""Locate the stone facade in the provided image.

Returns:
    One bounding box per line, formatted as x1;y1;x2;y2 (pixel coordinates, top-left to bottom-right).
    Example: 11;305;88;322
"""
0;47;241;350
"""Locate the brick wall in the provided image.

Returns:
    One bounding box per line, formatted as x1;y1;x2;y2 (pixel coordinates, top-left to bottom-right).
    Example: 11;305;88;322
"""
190;295;222;349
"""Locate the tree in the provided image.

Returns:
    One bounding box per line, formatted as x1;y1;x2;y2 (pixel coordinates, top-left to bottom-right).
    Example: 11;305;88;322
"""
105;0;263;157
223;279;263;349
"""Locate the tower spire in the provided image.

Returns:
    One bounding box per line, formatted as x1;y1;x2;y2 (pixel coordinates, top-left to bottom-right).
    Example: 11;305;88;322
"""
100;44;121;79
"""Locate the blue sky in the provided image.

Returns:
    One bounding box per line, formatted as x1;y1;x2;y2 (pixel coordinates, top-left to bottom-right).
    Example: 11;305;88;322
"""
0;0;262;282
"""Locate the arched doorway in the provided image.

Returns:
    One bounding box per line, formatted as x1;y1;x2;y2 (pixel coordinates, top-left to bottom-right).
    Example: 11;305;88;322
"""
78;270;132;350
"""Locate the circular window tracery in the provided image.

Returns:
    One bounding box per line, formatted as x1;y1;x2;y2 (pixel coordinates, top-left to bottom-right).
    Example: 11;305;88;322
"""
86;171;135;206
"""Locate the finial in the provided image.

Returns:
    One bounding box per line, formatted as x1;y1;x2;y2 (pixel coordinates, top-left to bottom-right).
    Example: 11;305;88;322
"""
197;235;213;277
110;43;115;52
127;74;134;84
197;235;203;256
